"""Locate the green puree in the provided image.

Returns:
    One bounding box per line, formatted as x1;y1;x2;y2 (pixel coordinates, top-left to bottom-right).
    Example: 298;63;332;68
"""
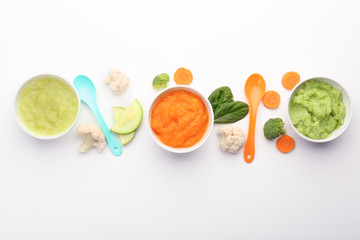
19;76;78;136
289;80;346;139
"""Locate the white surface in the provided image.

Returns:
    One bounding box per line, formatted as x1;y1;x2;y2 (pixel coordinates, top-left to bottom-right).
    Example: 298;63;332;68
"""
1;0;360;239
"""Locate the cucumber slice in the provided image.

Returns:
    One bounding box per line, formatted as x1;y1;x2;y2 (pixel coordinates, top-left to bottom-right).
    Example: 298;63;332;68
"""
111;99;143;134
120;131;136;145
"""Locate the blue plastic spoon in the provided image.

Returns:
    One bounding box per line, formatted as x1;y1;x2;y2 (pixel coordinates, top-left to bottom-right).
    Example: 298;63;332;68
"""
74;75;122;156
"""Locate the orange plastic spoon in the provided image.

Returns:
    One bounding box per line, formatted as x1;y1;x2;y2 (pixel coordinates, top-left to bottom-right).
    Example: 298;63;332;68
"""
244;74;266;163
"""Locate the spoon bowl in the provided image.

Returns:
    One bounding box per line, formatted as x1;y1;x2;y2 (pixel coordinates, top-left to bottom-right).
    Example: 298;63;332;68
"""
74;75;97;104
74;75;122;156
244;74;266;163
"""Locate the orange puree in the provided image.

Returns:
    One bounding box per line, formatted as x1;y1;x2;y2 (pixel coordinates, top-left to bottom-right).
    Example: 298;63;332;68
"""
151;89;209;148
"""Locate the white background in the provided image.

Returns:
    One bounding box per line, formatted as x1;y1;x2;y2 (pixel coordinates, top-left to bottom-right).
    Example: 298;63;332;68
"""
1;0;360;239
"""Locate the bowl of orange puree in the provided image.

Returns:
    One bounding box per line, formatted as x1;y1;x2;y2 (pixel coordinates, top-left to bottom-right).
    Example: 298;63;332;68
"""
149;86;214;153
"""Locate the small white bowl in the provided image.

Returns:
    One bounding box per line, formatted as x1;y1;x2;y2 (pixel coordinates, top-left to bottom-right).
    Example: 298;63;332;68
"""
148;86;214;153
287;77;352;143
15;74;80;139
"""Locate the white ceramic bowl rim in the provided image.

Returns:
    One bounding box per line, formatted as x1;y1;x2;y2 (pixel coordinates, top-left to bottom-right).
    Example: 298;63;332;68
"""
15;74;81;140
148;85;214;153
287;77;352;143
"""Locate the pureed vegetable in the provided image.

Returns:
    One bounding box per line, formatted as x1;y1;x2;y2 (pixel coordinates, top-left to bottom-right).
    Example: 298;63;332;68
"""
150;89;209;148
18;76;79;137
289;80;346;139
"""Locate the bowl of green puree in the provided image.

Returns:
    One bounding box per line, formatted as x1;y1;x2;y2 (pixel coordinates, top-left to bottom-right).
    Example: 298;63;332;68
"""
288;77;352;143
15;74;80;139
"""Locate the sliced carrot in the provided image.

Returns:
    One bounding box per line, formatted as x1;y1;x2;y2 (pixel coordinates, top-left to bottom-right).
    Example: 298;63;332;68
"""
262;90;280;109
282;71;300;90
174;67;193;85
276;135;295;153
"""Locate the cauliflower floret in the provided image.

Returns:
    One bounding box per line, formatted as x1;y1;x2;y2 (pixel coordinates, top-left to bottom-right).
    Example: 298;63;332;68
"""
105;69;130;95
217;125;246;153
77;124;106;153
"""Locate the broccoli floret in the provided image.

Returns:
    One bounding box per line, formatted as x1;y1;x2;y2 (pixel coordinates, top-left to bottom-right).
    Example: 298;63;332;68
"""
263;118;286;140
152;73;170;90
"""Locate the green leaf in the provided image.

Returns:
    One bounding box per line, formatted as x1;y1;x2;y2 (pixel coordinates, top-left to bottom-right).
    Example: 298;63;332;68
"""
208;86;234;112
214;101;249;123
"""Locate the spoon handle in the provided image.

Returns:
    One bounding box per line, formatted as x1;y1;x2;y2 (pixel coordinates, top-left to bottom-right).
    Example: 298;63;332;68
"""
244;106;258;163
89;101;122;156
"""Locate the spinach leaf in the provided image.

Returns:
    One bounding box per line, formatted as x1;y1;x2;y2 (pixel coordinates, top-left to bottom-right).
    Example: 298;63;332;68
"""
208;86;249;123
208;86;234;112
214;101;249;123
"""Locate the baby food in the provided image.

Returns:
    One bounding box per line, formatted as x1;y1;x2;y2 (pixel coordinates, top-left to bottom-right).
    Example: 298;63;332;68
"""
18;76;79;136
289;80;346;139
150;89;209;148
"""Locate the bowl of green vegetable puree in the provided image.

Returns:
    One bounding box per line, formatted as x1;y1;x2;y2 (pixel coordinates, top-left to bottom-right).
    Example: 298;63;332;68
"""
288;77;352;143
15;74;80;139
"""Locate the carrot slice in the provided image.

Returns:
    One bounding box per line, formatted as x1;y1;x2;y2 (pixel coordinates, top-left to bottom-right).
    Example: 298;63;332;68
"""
276;135;295;153
282;71;300;90
262;90;280;109
174;67;193;85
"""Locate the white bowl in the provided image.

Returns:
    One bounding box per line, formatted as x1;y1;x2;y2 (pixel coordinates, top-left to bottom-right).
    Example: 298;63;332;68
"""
148;86;214;153
15;74;80;140
287;77;352;143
